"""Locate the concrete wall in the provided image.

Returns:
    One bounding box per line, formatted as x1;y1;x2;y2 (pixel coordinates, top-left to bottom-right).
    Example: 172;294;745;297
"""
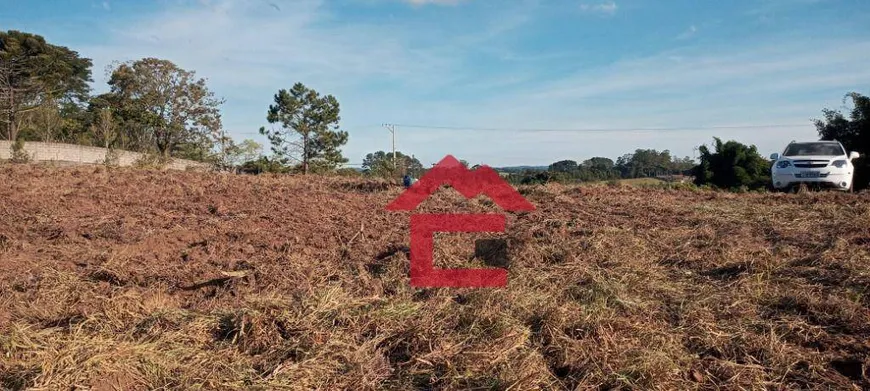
0;141;211;171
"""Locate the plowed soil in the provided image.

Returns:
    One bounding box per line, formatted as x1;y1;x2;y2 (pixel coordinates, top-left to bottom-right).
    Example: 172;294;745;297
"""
1;164;870;390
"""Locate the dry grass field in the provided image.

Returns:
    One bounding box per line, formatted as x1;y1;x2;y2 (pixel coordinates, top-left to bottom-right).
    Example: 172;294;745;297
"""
1;165;869;390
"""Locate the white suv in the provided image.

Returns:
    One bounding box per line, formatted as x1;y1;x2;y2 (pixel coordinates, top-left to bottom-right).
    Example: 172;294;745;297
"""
770;141;860;192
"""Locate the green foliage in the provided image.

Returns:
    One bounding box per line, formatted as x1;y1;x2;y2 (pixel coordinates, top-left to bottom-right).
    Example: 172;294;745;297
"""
615;149;692;178
362;150;424;178
259;82;349;174
104;58;224;159
300;159;347;175
132;151;170;169
56;101;92;143
815;92;869;190
515;170;572;185
540;153;691;184
215;138;262;171
549;160;578;173
578;157;621;181
692;137;770;190
334;167;363;177
18;101;63;142
84;93;149;151
0;30;93;141
9;139;32;163
582;157;615;171
238;156;289;175
87;107;117;149
103;148;120;167
173;140;214;162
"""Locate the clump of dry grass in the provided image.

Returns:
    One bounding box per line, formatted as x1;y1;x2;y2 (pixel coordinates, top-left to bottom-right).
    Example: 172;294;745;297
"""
1;165;869;390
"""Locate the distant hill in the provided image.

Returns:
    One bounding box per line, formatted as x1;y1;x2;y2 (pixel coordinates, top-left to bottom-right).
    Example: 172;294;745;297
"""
341;165;546;174
493;165;549;173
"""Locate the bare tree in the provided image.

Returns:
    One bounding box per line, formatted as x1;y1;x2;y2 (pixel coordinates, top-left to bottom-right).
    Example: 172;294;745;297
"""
0;57;41;141
90;107;117;149
27;99;63;143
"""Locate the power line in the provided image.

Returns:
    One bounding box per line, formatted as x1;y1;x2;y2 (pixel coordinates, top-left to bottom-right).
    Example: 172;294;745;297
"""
231;124;385;136
388;123;811;133
383;123;397;169
227;122;811;138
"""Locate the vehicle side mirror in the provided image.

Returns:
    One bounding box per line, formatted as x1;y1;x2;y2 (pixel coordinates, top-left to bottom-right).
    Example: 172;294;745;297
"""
849;151;860;160
769;153;779;161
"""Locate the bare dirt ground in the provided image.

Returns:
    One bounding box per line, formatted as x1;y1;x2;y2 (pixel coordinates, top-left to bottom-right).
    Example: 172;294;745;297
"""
1;164;869;390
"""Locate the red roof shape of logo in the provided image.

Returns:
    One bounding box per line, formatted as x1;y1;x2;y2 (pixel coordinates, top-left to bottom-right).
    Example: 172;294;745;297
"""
387;155;535;211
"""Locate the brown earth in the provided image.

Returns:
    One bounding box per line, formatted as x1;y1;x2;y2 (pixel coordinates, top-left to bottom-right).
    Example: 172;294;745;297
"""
1;164;870;390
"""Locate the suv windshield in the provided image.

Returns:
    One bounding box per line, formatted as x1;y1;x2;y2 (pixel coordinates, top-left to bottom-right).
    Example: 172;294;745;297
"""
783;143;845;157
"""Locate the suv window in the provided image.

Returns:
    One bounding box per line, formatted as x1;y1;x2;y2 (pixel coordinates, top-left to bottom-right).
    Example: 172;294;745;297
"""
783;143;845;157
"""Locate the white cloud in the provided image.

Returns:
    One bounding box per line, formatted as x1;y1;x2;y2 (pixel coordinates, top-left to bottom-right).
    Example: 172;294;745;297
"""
404;0;466;5
75;0;534;164
579;1;618;16
371;38;870;166
83;0;455;92
64;0;870;167
102;1;110;10
521;39;870;102
676;24;697;40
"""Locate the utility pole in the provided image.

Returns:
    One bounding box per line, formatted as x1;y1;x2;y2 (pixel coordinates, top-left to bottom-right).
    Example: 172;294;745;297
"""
218;128;228;172
382;123;396;171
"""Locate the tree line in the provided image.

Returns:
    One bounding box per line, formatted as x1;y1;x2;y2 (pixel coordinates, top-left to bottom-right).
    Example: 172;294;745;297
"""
511;150;696;185
0;30;349;172
692;92;868;192
2;30;867;190
498;93;869;191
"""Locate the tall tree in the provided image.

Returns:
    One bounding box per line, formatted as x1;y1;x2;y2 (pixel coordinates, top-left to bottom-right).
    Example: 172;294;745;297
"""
105;58;224;158
259;82;348;174
362;150;424;178
0;30;92;141
579;157;619;181
56;101;91;144
815;92;869;190
25;100;63;142
582;157;615;171
549;159;579;173
220;138;263;169
89;107;117;149
86;92;139;150
616;149;680;178
671;156;696;175
693;138;770;190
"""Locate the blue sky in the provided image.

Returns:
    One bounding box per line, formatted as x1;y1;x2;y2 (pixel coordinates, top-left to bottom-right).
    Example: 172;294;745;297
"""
2;0;869;167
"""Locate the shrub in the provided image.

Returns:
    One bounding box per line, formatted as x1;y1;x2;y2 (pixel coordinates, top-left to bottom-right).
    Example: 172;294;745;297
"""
334;168;363;177
238;157;289;175
10;139;33;163
133;152;170;169
693;138;770;191
103;148;120;167
518;171;574;185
